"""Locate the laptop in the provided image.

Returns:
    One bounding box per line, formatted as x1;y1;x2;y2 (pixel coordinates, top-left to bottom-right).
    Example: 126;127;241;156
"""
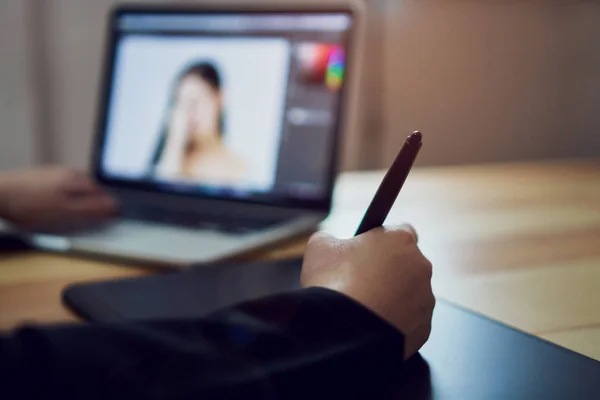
22;2;365;267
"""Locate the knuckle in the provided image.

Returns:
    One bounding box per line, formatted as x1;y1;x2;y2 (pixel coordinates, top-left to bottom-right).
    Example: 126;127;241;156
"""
423;259;433;278
414;255;433;279
306;231;328;247
429;294;437;312
305;232;342;258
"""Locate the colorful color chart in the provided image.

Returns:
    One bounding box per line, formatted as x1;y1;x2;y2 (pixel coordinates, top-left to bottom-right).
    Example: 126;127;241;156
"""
326;47;345;90
296;43;345;91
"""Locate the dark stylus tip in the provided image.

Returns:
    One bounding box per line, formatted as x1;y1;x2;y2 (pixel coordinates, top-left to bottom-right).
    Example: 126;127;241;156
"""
408;131;422;144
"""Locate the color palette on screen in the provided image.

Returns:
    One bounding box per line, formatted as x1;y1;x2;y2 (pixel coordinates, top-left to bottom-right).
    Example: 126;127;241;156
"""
296;43;345;91
325;47;345;90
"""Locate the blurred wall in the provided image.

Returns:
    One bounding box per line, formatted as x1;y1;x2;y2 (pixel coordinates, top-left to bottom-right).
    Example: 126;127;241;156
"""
374;0;600;168
0;0;599;171
0;0;39;169
33;0;170;167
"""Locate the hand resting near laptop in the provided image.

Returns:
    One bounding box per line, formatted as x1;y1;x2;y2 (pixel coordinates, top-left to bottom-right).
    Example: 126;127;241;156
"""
0;166;116;229
0;184;435;399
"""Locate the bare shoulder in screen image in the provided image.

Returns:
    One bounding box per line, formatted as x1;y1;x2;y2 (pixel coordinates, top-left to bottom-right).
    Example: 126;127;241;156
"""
150;62;248;186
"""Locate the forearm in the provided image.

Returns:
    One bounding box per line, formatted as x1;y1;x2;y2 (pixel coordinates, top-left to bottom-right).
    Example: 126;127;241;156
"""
1;288;405;399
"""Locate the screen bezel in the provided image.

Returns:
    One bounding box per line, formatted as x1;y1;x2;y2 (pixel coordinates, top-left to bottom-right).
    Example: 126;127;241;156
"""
92;3;358;212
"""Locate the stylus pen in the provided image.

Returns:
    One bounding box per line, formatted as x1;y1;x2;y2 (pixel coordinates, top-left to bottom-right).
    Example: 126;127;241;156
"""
354;131;423;236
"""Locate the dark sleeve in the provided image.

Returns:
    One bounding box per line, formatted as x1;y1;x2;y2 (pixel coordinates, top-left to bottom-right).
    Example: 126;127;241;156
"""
0;287;405;400
0;232;30;252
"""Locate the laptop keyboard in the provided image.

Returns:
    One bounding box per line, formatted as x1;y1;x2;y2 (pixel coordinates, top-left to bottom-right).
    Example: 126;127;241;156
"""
120;206;284;234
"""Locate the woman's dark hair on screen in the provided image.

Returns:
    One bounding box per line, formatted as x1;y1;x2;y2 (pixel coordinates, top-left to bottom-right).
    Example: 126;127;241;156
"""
150;61;224;168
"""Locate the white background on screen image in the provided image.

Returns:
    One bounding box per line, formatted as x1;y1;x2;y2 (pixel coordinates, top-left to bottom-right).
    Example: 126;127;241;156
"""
102;36;291;192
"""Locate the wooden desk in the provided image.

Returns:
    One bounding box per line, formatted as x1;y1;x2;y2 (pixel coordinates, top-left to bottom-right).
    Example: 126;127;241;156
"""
1;161;599;361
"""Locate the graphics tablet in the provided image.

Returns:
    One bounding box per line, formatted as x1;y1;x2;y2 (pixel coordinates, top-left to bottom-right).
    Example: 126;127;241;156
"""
63;258;600;399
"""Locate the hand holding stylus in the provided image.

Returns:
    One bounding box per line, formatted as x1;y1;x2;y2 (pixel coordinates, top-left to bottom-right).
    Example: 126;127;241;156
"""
302;132;434;360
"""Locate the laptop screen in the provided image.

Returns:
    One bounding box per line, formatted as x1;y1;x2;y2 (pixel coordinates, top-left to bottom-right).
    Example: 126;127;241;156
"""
95;8;355;210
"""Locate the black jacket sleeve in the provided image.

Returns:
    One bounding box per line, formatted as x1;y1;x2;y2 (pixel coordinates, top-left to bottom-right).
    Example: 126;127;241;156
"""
0;288;405;400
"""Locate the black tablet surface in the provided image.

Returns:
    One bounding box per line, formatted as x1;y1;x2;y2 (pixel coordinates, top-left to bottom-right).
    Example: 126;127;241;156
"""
63;258;600;399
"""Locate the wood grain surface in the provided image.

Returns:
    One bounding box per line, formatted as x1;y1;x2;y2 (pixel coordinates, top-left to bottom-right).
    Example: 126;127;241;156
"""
0;160;599;360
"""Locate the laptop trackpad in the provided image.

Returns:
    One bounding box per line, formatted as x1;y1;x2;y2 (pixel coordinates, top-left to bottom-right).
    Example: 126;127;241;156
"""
71;220;236;262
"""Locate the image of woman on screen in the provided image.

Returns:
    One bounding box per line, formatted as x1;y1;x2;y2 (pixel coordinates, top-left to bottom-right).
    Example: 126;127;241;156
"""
151;62;247;185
